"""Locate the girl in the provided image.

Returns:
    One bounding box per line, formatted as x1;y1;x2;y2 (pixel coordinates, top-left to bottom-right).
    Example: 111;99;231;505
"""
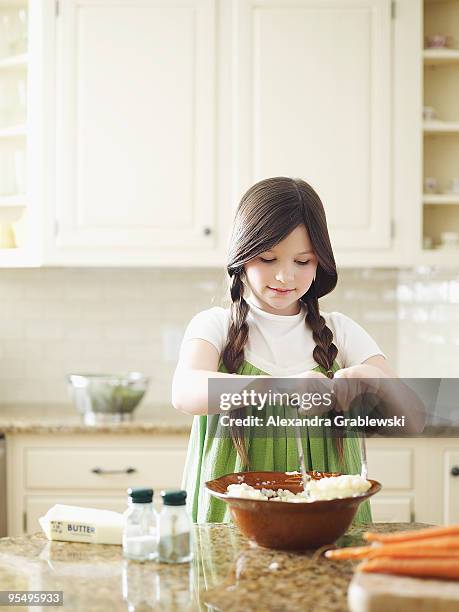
172;177;397;524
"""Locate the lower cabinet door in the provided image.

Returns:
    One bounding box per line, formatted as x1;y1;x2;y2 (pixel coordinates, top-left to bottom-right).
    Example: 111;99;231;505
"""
370;496;412;523
25;496;126;535
366;448;413;490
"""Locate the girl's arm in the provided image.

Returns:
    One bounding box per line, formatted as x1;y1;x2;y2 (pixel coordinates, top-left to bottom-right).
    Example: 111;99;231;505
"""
171;339;273;416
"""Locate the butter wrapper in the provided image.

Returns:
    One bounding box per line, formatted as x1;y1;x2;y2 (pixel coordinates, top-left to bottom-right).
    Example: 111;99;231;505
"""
39;504;125;545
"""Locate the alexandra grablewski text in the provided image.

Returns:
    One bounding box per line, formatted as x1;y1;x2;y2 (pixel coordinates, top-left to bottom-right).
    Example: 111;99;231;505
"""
218;414;406;428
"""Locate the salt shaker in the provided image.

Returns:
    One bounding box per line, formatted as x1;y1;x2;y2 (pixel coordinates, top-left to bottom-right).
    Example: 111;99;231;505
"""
123;487;157;562
157;490;193;564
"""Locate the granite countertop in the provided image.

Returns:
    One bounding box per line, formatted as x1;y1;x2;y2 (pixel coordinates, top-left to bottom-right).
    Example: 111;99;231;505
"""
0;405;193;435
0;522;427;612
0;405;457;437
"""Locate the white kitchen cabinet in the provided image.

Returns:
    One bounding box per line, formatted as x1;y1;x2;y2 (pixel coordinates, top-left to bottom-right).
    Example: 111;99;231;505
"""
41;0;422;267
6;432;188;536
6;432;459;534
225;0;423;267
366;442;415;522
367;437;459;525
233;0;392;251
0;0;431;267
50;0;226;266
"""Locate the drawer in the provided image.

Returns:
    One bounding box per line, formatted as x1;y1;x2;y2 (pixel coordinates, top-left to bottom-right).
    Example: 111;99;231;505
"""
366;448;412;489
25;446;188;491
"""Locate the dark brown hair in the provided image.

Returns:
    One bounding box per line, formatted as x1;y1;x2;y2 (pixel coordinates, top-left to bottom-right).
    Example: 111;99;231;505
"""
221;177;339;468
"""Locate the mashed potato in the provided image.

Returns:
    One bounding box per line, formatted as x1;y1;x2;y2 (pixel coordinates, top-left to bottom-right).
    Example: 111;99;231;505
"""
226;474;371;502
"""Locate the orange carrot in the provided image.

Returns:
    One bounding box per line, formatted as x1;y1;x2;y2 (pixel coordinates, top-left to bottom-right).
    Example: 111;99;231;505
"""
358;557;459;580
325;545;374;560
369;536;459;559
376;549;459;559
364;524;459;544
327;536;459;561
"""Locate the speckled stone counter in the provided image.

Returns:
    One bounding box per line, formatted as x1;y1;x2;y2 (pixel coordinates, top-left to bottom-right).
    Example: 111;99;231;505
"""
0;405;192;435
0;404;457;437
0;523;427;612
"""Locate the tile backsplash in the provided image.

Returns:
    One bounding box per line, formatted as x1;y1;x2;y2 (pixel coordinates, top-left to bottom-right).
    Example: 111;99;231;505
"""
0;267;457;407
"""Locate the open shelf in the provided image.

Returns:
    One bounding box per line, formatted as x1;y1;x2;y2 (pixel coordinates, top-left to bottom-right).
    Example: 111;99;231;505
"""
424;121;459;133
0;194;26;208
422;0;459;262
419;249;459;266
0;195;26;208
424;48;459;65
423;204;459;250
0;2;30;267
423;194;459;204
0;53;27;70
0;124;26;138
0;247;38;268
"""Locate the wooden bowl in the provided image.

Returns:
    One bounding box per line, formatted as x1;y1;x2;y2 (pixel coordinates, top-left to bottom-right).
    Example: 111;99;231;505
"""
205;471;381;550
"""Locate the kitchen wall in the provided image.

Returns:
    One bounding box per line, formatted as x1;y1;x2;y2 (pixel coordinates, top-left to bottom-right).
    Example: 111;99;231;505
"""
0;266;457;409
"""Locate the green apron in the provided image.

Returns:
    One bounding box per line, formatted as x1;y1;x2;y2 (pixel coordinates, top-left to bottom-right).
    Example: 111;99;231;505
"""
181;359;372;525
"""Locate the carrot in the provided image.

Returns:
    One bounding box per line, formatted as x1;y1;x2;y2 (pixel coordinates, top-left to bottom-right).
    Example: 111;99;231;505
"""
358;557;459;580
376;549;459;559
369;536;459;559
364;524;459;544
325;545;374;560
326;536;459;561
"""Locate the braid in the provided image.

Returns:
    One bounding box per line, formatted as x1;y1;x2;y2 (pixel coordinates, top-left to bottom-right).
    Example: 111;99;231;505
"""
304;292;338;377
222;273;250;467
303;286;345;465
222;274;249;373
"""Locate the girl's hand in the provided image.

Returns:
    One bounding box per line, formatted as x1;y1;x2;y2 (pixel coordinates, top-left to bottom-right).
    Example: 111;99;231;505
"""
332;365;385;412
280;370;333;416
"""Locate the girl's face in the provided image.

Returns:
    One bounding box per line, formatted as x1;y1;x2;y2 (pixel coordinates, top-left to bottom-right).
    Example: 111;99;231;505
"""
244;225;318;316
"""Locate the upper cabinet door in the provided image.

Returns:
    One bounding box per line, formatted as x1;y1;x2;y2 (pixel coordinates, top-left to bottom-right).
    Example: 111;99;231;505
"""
233;0;392;250
54;0;217;264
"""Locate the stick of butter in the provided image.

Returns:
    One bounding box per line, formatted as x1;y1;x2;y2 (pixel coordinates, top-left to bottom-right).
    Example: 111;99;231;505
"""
39;504;125;545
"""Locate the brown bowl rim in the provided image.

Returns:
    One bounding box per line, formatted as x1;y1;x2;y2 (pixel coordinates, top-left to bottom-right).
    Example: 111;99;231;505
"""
205;470;382;507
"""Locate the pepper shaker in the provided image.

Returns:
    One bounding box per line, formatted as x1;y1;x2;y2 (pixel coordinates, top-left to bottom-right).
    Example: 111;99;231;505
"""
157;490;193;564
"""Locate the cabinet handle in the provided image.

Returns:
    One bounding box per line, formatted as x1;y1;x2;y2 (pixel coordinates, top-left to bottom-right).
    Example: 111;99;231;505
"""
203;227;212;236
451;466;459;477
91;467;137;475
